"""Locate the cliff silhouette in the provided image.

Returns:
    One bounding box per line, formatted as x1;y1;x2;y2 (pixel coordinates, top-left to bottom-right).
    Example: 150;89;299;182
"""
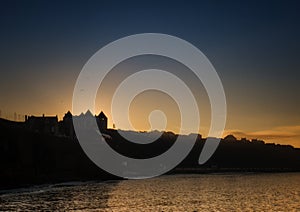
1;116;300;189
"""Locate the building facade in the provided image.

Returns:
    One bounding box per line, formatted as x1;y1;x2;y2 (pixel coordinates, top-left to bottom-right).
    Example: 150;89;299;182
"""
25;111;108;137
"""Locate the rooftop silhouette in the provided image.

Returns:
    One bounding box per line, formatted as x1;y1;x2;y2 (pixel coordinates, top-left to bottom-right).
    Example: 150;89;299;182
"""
0;112;300;189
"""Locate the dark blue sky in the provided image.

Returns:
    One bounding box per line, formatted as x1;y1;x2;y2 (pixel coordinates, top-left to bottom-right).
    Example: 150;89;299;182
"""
0;0;300;145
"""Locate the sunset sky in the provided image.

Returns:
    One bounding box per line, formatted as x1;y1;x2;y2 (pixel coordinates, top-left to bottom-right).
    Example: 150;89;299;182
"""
0;1;299;146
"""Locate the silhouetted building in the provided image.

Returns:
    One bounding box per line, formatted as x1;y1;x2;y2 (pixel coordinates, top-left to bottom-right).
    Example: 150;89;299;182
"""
25;110;108;137
62;111;74;137
25;114;59;135
61;110;108;137
74;110;95;129
96;111;108;132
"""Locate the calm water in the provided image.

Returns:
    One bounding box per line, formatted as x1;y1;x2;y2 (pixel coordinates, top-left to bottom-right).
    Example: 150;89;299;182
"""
1;173;300;211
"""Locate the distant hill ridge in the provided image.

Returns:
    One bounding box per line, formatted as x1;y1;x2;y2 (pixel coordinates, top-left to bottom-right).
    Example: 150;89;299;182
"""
1;116;300;189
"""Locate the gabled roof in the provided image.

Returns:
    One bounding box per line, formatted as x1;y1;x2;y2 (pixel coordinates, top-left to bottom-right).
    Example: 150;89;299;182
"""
64;111;72;118
98;111;107;118
85;110;94;117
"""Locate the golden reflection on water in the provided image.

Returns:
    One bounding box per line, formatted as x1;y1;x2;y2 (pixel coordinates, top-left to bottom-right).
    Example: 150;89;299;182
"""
1;173;300;211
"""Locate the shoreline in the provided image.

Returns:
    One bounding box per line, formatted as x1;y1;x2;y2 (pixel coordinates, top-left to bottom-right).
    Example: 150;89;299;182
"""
2;169;300;193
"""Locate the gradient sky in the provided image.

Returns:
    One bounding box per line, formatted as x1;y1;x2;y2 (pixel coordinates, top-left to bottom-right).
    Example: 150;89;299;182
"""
0;1;300;146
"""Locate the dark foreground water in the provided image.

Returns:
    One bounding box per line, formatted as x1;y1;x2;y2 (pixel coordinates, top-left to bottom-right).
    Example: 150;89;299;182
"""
1;173;300;211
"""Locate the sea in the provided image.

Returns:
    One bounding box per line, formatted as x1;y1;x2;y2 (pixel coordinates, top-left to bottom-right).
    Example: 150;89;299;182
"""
1;173;300;211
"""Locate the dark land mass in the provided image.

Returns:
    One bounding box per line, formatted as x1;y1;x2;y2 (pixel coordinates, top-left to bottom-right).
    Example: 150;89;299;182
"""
1;117;300;189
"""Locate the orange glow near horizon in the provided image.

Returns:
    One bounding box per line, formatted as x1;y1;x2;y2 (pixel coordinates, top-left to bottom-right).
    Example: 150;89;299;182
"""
0;57;299;147
1;74;299;148
1;94;300;148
